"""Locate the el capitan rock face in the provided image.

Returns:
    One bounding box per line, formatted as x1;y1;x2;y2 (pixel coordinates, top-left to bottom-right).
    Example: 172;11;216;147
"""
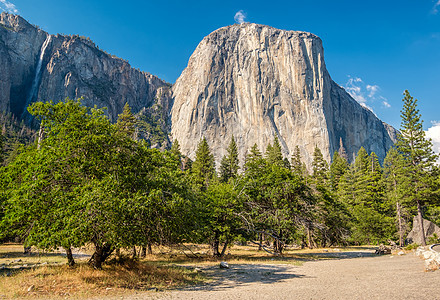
0;12;172;145
171;23;397;167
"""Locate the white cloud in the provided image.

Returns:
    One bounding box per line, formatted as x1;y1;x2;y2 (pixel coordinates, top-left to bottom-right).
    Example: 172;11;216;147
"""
379;96;391;108
345;76;391;112
366;84;379;98
425;121;440;164
0;0;18;13
345;77;372;111
382;100;391;108
234;10;247;24
432;0;440;14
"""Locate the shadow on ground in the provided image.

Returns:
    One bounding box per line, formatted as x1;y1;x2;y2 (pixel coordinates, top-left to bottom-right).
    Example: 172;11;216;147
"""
180;264;307;291
175;248;379;291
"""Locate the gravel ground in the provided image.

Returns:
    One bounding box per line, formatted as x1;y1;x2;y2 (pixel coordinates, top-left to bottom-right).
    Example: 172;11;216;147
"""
119;250;440;300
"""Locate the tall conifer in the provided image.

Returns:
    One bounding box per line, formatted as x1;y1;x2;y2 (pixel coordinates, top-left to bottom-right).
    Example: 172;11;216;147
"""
192;137;216;189
396;90;438;245
220;136;240;182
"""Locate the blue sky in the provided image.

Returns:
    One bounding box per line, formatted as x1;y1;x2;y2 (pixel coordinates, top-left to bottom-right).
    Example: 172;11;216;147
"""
1;0;440;151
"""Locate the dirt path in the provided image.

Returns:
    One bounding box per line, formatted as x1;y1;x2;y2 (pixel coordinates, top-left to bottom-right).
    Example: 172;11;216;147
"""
122;251;440;300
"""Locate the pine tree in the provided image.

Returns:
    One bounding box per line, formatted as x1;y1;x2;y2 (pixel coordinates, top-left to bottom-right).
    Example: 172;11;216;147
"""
171;139;181;158
291;145;308;177
396;90;439;246
244;143;265;177
192;137;216;189
265;137;284;167
382;147;409;246
338;148;393;244
330;151;348;192
365;152;384;211
219;135;240;182
170;139;183;170
312;146;329;184
116;103;136;139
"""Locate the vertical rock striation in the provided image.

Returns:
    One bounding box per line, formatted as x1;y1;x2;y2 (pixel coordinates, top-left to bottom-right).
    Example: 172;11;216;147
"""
171;23;397;167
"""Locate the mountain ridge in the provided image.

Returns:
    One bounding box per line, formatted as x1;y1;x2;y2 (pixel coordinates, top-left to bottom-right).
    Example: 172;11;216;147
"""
0;13;397;165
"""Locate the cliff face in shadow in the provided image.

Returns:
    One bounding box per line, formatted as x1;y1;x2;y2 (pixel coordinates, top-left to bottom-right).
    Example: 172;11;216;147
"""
0;12;172;146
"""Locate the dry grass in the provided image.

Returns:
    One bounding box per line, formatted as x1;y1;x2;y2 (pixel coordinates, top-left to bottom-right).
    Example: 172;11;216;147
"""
0;260;204;299
0;244;72;266
144;244;374;266
0;243;374;299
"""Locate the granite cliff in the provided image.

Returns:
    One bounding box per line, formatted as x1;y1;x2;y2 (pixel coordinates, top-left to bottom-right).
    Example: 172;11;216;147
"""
1;14;397;165
0;12;171;146
171;23;397;167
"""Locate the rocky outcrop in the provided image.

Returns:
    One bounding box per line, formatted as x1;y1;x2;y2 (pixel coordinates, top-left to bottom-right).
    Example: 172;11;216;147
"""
0;12;172;145
407;217;440;245
171;23;397;167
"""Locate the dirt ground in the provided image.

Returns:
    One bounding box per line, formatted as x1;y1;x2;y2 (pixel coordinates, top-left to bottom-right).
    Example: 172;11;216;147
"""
118;249;440;300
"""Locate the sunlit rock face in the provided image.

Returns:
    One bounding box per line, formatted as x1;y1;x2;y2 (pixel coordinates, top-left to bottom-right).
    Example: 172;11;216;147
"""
1;13;397;162
171;23;397;167
0;12;172;124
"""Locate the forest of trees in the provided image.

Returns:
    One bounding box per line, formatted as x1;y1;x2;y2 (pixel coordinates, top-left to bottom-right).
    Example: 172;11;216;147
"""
0;91;438;268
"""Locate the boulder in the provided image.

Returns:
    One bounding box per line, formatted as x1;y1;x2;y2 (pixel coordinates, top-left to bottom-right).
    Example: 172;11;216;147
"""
406;217;440;245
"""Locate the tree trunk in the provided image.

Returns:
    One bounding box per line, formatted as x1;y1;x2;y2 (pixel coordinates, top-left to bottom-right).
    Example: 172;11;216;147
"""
89;243;113;269
141;247;146;258
397;201;404;247
278;230;284;254
212;231;220;257
417;200;426;246
147;243;153;255
132;246;137;258
220;239;229;257
37;125;44;150
66;247;75;267
306;224;313;249
258;233;262;251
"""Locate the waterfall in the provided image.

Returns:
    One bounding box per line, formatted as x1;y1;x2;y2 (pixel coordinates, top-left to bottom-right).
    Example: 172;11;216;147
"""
23;34;51;118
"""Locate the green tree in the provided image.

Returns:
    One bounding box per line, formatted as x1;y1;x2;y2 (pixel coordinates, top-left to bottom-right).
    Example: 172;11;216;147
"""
170;139;183;169
329;151;348;192
396;90;439;246
382;147;410;246
115;102;136;138
243;151;316;253
338;148;394;244
219;135;239;182
191;137;216;189
311;146;329;184
244;144;266;177
291;145;308;178
265;137;284;167
1;99;193;268
200;182;244;256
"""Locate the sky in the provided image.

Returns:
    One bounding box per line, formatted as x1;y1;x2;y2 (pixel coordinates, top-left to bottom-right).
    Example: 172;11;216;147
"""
1;0;439;153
